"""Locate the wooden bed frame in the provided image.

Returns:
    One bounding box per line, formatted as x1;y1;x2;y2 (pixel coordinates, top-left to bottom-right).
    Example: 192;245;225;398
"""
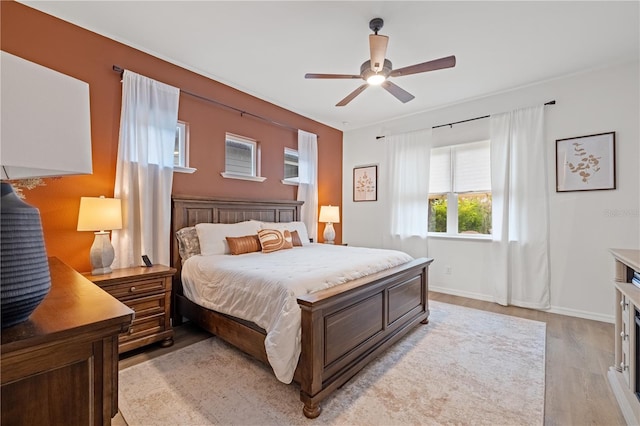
171;196;433;418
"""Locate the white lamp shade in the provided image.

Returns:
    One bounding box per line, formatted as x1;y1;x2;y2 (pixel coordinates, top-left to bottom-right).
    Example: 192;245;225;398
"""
1;51;93;179
77;197;122;232
319;205;340;223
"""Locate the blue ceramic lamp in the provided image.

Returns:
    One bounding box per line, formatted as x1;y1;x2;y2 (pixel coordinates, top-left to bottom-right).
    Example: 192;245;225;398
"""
1;51;92;328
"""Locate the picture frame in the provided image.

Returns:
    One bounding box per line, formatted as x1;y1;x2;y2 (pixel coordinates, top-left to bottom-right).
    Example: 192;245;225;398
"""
353;165;377;202
555;132;616;192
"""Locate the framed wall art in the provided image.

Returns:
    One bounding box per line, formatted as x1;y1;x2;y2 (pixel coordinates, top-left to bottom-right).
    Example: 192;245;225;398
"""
556;132;616;192
353;165;377;202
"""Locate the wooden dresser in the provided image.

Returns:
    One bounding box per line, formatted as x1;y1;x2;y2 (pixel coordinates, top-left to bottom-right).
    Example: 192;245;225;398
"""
608;248;640;425
84;265;176;353
1;257;134;426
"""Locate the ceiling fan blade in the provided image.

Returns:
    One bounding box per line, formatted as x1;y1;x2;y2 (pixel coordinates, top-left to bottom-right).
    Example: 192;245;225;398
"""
389;55;456;78
336;84;369;107
381;80;415;103
369;34;389;72
305;73;361;79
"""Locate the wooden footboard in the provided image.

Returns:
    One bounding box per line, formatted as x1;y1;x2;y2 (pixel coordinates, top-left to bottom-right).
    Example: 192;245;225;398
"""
296;257;432;418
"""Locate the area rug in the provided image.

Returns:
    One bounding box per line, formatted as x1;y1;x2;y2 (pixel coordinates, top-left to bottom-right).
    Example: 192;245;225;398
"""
118;301;545;425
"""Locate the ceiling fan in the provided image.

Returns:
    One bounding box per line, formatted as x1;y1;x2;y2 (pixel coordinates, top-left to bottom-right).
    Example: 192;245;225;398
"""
305;18;456;107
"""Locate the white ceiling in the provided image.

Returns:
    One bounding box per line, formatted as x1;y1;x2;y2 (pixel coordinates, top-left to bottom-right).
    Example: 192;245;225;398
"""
20;1;640;131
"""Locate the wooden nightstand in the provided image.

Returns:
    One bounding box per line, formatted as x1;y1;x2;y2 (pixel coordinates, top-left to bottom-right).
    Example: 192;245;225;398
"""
84;265;176;353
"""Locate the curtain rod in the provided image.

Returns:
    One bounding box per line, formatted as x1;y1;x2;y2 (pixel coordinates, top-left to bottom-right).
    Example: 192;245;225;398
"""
375;100;556;139
112;65;305;135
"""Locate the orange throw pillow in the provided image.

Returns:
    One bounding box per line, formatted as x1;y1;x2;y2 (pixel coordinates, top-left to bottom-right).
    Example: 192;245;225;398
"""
225;234;261;255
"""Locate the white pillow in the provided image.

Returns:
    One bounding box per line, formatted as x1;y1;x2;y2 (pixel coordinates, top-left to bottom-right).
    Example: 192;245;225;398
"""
195;221;262;255
259;221;311;245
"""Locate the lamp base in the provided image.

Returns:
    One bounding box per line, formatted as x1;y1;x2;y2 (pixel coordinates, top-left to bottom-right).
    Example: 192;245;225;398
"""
0;182;51;328
89;231;115;275
323;222;336;245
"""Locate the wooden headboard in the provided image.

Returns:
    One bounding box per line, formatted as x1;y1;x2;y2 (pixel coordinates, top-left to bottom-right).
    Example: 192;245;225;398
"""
171;196;303;281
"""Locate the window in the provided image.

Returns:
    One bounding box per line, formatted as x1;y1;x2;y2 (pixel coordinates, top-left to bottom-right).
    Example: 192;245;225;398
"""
428;140;492;236
173;121;196;173
283;148;299;184
221;133;265;181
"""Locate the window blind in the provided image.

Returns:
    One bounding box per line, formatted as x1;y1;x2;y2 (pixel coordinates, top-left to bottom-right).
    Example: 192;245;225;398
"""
429;140;491;194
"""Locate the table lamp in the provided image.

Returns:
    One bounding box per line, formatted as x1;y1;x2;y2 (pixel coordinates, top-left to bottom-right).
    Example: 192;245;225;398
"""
1;51;93;327
77;197;123;275
319;205;340;244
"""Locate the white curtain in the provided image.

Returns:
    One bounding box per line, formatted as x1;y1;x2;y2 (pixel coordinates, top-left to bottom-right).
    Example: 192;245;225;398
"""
297;130;318;242
112;70;180;268
382;129;432;258
490;105;550;309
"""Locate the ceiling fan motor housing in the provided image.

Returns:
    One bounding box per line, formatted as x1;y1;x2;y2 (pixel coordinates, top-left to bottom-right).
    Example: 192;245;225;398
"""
361;59;392;80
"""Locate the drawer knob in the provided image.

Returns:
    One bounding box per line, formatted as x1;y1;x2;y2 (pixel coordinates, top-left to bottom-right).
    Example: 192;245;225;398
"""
129;286;136;293
620;361;628;371
129;328;134;335
620;331;628;340
620;300;629;308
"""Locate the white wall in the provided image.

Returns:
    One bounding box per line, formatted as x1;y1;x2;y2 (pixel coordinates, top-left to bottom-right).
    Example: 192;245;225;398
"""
343;61;639;322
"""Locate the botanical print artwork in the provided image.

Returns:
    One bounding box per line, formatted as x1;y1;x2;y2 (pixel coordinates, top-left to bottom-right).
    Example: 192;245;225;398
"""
566;142;601;183
353;165;377;201
556;132;615;192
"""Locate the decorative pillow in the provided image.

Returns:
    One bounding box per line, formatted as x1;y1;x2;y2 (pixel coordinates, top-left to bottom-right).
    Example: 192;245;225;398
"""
258;229;293;253
175;227;201;260
259;221;310;245
196;221;263;255
226;234;261;255
290;230;303;247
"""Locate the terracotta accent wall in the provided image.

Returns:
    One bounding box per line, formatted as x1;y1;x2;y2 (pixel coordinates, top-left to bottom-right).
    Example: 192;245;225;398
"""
1;2;343;272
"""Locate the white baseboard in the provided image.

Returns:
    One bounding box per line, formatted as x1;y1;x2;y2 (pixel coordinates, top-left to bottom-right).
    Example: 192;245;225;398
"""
429;285;614;324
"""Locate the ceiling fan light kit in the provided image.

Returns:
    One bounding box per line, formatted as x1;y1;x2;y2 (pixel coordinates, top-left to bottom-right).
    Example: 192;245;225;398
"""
305;18;456;106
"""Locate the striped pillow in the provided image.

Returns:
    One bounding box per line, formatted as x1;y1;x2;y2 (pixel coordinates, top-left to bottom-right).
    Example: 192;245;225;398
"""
258;229;293;253
225;234;262;255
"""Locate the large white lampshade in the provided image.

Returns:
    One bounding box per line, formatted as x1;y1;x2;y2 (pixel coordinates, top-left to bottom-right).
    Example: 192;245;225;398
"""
0;51;93;328
1;51;93;179
319;205;340;244
77;197;123;275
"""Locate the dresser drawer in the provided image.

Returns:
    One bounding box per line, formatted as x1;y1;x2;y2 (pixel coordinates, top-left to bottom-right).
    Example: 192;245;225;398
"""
103;277;167;300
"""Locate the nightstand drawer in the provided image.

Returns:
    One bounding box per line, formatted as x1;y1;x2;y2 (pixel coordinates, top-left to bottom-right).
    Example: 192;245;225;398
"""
104;277;167;299
126;293;166;319
120;315;165;343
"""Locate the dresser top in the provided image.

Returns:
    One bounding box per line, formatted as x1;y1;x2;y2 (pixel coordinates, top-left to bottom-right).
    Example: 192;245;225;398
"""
1;258;134;351
610;248;640;272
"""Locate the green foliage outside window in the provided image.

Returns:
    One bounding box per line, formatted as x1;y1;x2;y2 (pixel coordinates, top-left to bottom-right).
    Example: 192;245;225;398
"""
428;198;447;232
428;193;492;234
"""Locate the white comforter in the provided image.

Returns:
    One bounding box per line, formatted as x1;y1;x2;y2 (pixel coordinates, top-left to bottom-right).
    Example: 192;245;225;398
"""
181;244;413;383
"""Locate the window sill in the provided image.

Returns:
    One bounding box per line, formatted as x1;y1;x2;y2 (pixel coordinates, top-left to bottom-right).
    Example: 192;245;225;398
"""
281;179;299;186
174;166;197;174
220;172;266;182
428;233;492;241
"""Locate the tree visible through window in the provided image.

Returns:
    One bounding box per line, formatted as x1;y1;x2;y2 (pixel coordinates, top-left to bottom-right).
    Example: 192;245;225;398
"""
428;140;492;235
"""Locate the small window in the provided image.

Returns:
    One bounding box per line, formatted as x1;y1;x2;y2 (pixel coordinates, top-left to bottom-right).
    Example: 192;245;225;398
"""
283;148;299;184
221;133;265;182
174;121;188;167
173;121;195;173
428;140;492;236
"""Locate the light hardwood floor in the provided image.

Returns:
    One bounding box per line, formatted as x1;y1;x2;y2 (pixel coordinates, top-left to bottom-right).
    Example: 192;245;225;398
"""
114;292;627;425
